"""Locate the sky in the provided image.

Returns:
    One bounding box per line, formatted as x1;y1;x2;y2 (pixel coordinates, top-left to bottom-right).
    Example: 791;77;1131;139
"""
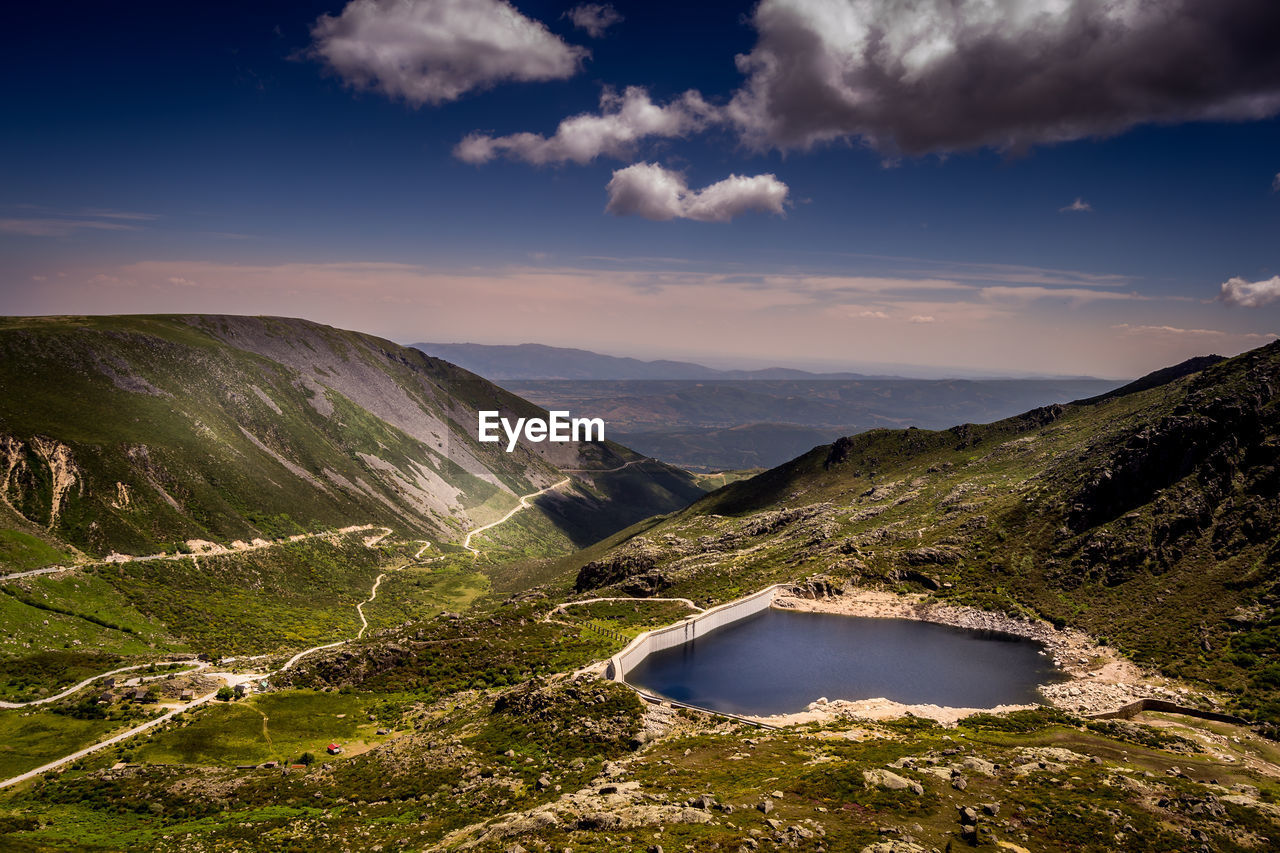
3;0;1280;378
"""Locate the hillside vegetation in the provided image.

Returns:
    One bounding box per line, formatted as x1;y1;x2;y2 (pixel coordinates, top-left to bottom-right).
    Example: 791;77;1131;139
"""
571;343;1280;726
1;334;1278;852
0;314;704;697
0;315;703;561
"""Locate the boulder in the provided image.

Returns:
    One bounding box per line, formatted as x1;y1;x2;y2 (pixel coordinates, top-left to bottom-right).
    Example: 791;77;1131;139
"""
576;812;622;831
863;769;914;791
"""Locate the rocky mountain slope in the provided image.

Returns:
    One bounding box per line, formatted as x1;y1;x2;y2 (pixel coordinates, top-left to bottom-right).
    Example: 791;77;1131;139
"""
570;342;1280;727
2;334;1278;853
0;315;704;564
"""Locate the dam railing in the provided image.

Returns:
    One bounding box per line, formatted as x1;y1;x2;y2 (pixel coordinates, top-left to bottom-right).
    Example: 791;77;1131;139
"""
607;583;792;682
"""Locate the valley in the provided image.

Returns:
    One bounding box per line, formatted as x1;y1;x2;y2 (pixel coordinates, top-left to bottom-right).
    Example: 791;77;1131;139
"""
505;378;1123;470
0;464;566;789
0;318;1277;852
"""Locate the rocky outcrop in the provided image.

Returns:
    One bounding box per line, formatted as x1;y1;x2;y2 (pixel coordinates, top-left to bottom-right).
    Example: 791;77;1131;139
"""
900;547;959;566
1068;390;1270;533
0;434;82;528
741;503;831;537
792;574;840;599
575;538;669;594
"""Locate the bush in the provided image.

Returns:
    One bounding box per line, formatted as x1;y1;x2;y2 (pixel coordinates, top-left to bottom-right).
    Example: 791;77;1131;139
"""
298;752;315;766
216;686;235;701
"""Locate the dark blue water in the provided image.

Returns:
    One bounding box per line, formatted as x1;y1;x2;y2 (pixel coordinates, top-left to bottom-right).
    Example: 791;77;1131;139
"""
626;609;1063;715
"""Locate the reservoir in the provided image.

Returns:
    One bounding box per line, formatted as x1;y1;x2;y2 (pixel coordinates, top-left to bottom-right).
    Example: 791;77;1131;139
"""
625;609;1064;716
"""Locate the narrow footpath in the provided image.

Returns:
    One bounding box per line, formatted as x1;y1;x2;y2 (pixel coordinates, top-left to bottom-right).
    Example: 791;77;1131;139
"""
0;470;586;789
462;478;570;554
0;661;205;710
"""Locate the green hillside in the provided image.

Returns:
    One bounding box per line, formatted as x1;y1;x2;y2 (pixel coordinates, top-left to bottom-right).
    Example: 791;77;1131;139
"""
570;343;1280;726
0;314;704;696
1;334;1278;853
0;314;703;561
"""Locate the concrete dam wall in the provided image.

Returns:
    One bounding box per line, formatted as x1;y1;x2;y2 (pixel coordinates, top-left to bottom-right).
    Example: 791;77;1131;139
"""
608;583;790;682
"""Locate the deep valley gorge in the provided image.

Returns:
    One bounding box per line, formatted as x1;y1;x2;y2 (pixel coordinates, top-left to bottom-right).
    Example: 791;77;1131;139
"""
0;315;1274;851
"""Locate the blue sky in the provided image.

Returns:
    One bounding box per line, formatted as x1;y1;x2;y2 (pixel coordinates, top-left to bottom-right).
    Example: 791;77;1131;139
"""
3;0;1279;377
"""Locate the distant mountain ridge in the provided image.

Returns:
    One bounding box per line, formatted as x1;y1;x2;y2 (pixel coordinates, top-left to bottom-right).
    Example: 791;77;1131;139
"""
411;341;1109;381
411;342;879;380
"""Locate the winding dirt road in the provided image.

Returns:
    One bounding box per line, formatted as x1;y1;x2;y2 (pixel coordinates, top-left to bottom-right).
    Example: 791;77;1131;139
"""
559;457;651;474
0;669;259;790
0;661;205;710
462;478;570;554
0;465;608;788
544;596;703;623
0;525;391;582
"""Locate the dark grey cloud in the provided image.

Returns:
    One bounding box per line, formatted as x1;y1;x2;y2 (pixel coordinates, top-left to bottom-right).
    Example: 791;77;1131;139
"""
727;0;1280;154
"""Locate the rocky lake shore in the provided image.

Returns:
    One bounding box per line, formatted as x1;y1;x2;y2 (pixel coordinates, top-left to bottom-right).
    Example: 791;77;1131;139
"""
768;585;1230;724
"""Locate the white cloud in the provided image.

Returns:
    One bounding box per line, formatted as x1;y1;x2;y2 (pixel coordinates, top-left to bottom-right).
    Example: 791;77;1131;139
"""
1113;323;1276;340
727;0;1280;154
909;315;936;324
455;87;717;165
309;0;588;107
566;3;622;38
1113;323;1223;336
604;163;790;223
1273;171;1280;192
0;218;140;237
1060;198;1092;213
1219;275;1280;308
980;286;1143;303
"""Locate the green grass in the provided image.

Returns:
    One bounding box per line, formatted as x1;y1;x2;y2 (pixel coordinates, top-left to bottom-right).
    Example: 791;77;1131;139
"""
361;565;490;633
100;540;389;658
0;706;151;779
0;530;69;573
133;690;386;768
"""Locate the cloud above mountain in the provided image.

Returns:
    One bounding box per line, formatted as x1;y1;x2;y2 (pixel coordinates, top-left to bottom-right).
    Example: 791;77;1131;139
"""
310;0;587;106
727;0;1280;154
455;87;717;165
1219;275;1280;307
604;163;789;222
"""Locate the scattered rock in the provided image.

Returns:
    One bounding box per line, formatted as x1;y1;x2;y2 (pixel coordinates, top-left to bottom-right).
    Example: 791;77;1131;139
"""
577;812;622;831
863;769;915;792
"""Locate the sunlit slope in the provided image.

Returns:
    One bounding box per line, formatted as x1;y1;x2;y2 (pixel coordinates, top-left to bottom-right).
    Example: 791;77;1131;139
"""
571;343;1280;724
0;314;703;562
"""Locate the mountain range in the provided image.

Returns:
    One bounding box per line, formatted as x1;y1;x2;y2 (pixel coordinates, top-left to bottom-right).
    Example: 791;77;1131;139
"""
410;342;885;381
2;318;1278;852
0;316;703;562
566;346;1280;729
